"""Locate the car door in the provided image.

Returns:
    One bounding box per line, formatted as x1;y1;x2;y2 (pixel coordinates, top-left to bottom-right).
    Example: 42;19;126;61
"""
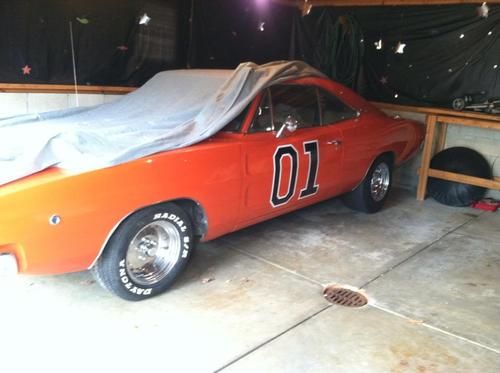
317;88;366;193
238;84;344;226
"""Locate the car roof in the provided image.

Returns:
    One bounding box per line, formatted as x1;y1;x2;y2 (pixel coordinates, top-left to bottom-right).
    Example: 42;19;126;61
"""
154;69;234;80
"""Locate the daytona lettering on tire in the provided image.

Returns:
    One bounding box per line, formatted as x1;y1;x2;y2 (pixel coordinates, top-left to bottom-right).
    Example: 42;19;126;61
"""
91;203;194;301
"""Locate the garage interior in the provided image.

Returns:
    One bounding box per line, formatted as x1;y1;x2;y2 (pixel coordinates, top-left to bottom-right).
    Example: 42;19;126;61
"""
1;0;500;372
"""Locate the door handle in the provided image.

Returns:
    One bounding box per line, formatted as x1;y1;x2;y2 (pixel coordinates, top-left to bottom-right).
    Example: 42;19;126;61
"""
327;139;342;146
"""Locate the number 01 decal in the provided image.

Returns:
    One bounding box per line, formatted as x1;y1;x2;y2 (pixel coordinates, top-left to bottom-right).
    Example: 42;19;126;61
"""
271;140;319;207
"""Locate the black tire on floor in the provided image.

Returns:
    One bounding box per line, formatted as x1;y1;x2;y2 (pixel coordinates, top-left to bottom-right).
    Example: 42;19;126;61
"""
342;155;393;213
91;203;194;301
428;147;492;207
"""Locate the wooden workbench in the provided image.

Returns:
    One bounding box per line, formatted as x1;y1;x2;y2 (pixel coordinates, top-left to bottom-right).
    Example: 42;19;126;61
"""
375;102;500;201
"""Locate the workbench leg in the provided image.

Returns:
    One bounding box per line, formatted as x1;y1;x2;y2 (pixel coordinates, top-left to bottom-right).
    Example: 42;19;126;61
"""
417;115;437;201
436;122;448;153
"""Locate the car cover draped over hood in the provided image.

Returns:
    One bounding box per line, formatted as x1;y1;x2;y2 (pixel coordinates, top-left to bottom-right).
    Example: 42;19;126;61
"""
0;60;324;186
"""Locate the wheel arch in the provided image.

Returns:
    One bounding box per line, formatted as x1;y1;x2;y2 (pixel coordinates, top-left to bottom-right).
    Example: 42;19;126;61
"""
88;198;208;270
379;151;395;167
350;151;395;192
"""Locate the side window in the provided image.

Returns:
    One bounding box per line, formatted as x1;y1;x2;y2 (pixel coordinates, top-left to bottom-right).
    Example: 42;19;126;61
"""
319;89;358;125
271;85;320;129
222;103;251;132
250;89;274;133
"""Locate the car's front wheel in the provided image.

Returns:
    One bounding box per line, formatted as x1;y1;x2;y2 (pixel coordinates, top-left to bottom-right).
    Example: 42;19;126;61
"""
91;203;194;301
342;155;393;213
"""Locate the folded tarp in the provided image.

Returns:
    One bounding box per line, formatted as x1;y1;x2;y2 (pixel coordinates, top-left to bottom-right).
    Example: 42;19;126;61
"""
0;60;324;186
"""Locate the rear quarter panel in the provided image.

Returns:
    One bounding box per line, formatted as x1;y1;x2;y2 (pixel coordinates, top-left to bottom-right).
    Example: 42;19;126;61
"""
309;78;423;192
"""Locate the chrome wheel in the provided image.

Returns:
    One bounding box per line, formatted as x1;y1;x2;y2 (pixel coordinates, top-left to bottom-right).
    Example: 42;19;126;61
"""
370;162;390;202
126;221;181;286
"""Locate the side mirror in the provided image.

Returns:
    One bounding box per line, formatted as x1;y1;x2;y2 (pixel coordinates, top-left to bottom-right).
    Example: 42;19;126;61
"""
276;115;299;138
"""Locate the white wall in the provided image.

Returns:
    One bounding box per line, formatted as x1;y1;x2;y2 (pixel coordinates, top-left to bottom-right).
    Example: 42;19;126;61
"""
0;92;122;119
384;109;500;200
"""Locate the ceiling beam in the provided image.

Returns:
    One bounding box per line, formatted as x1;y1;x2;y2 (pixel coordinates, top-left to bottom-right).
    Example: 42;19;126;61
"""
274;0;500;6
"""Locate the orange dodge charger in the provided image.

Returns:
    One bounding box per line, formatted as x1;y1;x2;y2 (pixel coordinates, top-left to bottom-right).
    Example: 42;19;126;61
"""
0;75;424;300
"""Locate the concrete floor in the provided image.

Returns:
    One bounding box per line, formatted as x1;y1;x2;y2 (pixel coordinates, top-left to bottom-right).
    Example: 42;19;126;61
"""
1;188;499;372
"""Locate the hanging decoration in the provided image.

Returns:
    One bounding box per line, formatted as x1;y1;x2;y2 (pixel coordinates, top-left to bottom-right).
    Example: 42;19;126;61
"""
302;1;312;16
139;13;151;25
374;39;383;50
395;42;406;54
477;2;490;18
76;17;90;25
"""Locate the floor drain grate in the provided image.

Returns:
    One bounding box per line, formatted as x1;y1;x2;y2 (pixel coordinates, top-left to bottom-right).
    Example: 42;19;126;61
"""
323;285;368;307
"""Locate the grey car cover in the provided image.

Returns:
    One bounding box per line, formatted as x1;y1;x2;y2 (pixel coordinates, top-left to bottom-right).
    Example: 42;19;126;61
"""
0;61;324;186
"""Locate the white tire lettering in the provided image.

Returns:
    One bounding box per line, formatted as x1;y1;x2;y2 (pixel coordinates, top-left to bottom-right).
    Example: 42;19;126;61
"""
118;208;192;297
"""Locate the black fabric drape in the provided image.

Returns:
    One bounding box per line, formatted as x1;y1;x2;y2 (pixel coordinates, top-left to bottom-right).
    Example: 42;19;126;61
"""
187;0;294;69
2;0;499;109
0;0;187;86
290;5;500;107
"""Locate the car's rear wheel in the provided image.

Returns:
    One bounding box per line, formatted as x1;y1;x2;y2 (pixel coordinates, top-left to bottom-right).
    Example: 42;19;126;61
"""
91;203;194;301
342;155;393;213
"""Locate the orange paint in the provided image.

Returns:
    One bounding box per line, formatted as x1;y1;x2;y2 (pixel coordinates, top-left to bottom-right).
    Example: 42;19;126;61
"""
0;77;423;275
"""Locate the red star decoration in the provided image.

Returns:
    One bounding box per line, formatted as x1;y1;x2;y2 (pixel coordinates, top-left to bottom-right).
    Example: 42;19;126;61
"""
22;65;32;75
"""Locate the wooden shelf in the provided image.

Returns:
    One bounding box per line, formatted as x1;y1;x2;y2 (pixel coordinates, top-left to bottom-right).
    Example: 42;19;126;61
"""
374;101;500;122
0;83;135;95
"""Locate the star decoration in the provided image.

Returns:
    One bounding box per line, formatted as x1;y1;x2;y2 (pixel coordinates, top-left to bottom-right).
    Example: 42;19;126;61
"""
477;2;489;18
380;76;388;85
139;13;151;25
302;3;312;16
22;65;31;75
395;42;406;54
76;17;90;25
